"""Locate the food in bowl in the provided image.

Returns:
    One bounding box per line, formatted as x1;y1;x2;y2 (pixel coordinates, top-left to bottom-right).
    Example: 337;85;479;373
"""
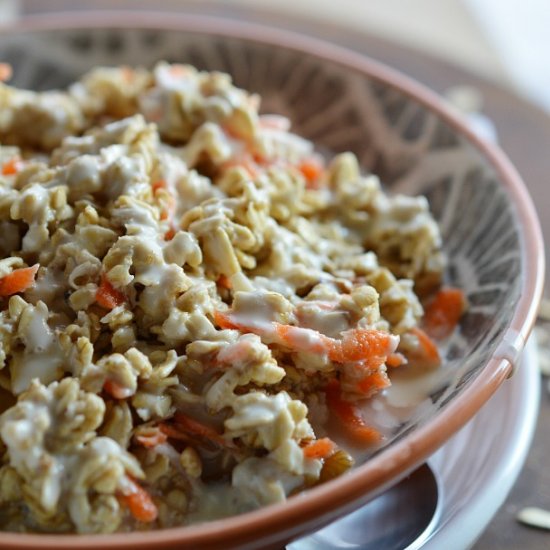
0;62;465;533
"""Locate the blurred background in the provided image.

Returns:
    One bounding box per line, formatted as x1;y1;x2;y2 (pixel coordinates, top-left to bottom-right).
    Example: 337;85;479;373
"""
2;0;549;112
2;0;549;271
1;2;550;549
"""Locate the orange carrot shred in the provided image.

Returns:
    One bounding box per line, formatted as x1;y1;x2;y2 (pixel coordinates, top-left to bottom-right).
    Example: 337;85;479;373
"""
215;339;254;365
213;310;241;331
135;431;168;448
327;329;396;364
298;158;324;189
103;379;132;400
0;264;39;297
173;412;234;448
0;63;12;82
152;180;166;193
121;480;158;523
410;327;441;367
423;287;466;340
164;226;176;241
216;274;232;290
325;379;381;445
356;371;390;396
1;156;22;176
216;312;396;368
274;323;327;355
152;180;176;221
386;352;407;368
158;423;191;442
303;437;336;459
162;197;176;221
96;274;126;309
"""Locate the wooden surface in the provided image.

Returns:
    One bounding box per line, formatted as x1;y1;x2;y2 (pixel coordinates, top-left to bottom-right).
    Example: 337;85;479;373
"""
474;383;550;549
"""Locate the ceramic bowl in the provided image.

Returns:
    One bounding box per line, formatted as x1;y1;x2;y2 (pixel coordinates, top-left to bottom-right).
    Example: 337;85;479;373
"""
0;13;544;550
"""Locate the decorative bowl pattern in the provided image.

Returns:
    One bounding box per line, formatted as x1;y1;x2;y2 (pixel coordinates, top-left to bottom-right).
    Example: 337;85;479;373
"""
0;14;544;549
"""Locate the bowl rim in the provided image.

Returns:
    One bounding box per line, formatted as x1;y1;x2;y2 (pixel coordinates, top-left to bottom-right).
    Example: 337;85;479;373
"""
0;11;544;549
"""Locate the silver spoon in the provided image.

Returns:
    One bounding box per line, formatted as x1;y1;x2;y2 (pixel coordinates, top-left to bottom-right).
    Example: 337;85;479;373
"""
288;463;440;550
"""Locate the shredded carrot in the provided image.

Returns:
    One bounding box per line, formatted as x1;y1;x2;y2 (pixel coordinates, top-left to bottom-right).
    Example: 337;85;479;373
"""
216;338;254;365
1;156;22;176
274;324;393;364
213;310;242;331
121;479;158;523
356;371;390;396
423;287;466;340
215;311;397;368
173;412;233;448
96;274;126;309
386;352;407;368
135;430;168;448
298;157;324;189
0;264;39;297
152;180;176;221
103;379;132;400
279;324;396;365
325;379;381;445
274;323;326;354
252;151;269;165
164;226;176;241
216;274;232;290
410;327;441;368
158;423;191;442
0;63;12;82
326;329;396;364
161;197;176;221
152;180;166;193
303;437;336;459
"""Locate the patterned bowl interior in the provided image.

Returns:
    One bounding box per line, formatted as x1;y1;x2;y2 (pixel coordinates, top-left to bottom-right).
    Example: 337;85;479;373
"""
0;26;521;459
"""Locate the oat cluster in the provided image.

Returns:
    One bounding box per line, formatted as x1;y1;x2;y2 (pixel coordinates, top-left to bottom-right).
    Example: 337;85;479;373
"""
0;63;443;532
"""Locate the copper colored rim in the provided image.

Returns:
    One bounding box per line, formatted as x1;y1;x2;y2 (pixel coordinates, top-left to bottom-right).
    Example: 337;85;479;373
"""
0;13;544;549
